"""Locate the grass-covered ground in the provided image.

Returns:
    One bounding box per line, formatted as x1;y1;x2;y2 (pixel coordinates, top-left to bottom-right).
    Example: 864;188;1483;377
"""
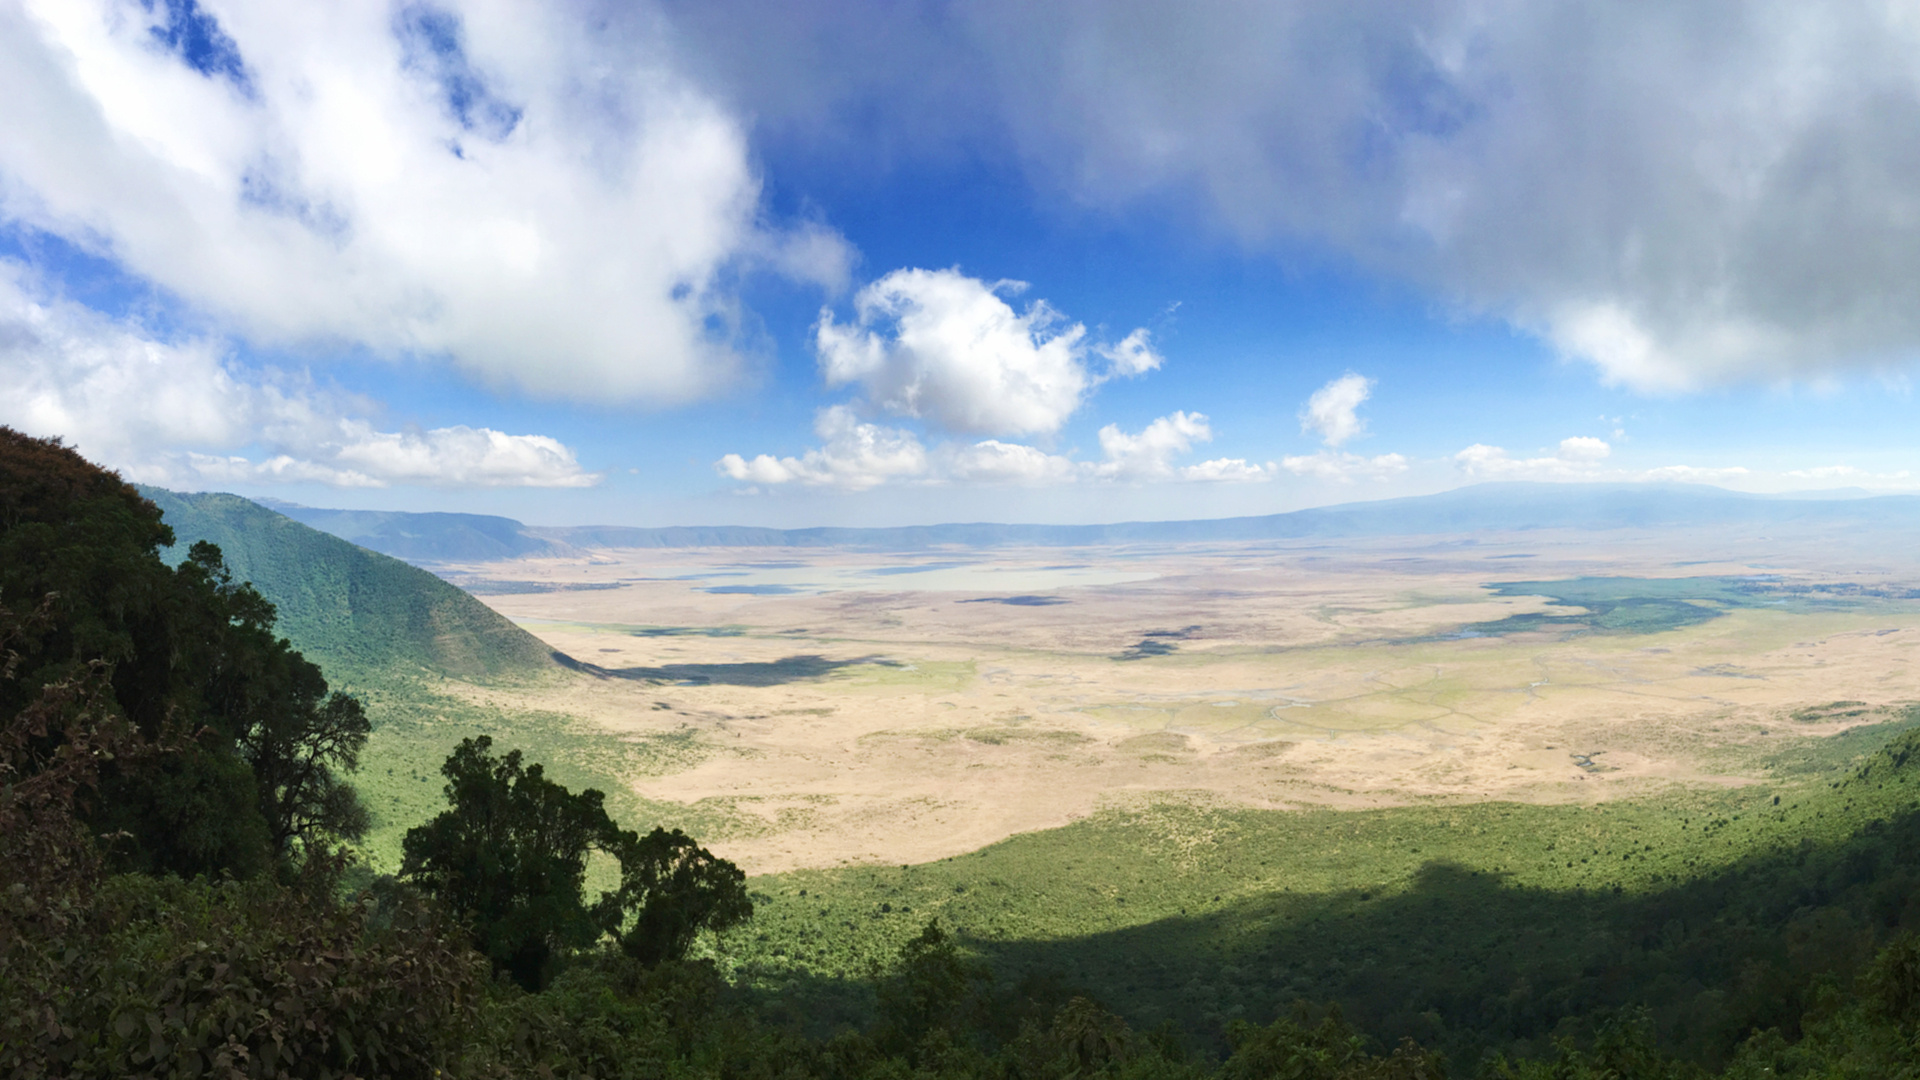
283;585;1920;1070
344;674;763;874
715;709;1920;1067
133;489;1920;1068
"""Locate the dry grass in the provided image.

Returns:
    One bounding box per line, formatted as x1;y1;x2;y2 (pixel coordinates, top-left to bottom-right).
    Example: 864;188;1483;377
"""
414;528;1920;873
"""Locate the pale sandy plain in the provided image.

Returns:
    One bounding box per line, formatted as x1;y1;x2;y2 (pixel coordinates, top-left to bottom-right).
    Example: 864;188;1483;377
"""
433;526;1920;874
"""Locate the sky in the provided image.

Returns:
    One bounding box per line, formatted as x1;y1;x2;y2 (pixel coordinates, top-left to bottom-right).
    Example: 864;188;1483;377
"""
3;0;1919;528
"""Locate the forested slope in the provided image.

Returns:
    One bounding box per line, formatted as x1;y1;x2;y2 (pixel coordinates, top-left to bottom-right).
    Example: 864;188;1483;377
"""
140;487;558;684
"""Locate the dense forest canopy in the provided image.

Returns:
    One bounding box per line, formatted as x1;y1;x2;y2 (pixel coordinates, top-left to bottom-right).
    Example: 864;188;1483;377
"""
0;428;370;877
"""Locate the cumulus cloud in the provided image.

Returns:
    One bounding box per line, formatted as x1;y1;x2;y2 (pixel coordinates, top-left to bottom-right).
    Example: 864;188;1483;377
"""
1089;412;1275;483
1455;442;1781;486
1093;410;1211;481
0;264;597;488
1643;464;1755;484
663;0;1920;390
716;408;1264;489
1299;374;1374;447
816;267;1157;437
0;0;846;403
715;406;928;491
938;439;1079;485
1280;451;1409;483
1555;436;1611;464
1454;437;1612;480
1179;457;1277;483
1095;328;1163;378
180;424;597;489
1782;465;1914;486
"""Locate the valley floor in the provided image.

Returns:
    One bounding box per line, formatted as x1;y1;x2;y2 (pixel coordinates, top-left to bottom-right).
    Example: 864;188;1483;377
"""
403;525;1920;875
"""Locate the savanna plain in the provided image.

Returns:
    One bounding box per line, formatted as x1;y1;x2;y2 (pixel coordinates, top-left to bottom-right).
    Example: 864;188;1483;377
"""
343;521;1920;1057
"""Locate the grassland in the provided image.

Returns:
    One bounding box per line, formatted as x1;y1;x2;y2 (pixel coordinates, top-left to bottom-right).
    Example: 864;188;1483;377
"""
418;536;1920;876
715;709;1920;1064
343;676;758;874
367;533;1920;1065
117;494;1920;1069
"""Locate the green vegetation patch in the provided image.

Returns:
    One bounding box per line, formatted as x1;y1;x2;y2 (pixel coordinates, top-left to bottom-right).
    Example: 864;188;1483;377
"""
965;727;1095;747
1431;575;1896;641
1760;705;1920;776
144;487;558;685
721;724;1920;1065
350;677;733;874
1792;699;1873;723
1457;577;1744;638
835;659;978;691
1117;731;1195;756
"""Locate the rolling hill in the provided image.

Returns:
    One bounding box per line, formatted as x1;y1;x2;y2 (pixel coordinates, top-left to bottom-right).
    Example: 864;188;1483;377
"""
140;487;560;684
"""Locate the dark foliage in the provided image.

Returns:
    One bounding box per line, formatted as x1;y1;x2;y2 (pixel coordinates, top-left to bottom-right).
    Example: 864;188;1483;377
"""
402;735;618;989
401;736;754;988
606;824;754;966
0;583;483;1080
872;919;995;1061
0;428;369;878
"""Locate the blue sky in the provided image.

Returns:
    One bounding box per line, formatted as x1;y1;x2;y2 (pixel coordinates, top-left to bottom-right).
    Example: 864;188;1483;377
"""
2;0;1917;527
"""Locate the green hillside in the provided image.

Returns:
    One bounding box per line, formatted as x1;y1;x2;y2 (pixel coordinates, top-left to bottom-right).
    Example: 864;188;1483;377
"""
140;487;558;685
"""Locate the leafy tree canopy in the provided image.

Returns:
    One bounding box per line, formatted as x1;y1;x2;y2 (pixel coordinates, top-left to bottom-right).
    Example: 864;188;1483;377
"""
0;427;369;878
402;735;752;989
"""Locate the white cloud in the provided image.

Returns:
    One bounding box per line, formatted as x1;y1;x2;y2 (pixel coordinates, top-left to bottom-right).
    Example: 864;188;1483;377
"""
0;0;847;403
1454;437;1612;480
0;263;597;489
1299;373;1374;447
717;408;1264;489
1643;464;1754;483
1180;457;1276;483
937;439;1079;485
816;267;1156;437
1555;436;1611;464
1096;328;1163;378
1092;410;1211;481
1280;451;1409;482
715;405;928;491
668;1;1920;390
1782;465;1914;486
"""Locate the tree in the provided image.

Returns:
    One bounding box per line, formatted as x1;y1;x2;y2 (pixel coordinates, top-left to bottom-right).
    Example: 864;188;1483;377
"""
605;825;753;966
402;736;619;989
873;919;993;1060
0;428;369;878
174;542;370;857
403;737;752;989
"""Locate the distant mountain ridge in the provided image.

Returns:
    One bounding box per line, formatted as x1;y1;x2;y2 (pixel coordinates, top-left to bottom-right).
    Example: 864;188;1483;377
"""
142;488;559;683
254;501;565;563
263;482;1920;564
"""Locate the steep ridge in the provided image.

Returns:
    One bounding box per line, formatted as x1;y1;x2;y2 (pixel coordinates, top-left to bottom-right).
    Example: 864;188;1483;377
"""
140;487;559;684
274;482;1920;563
